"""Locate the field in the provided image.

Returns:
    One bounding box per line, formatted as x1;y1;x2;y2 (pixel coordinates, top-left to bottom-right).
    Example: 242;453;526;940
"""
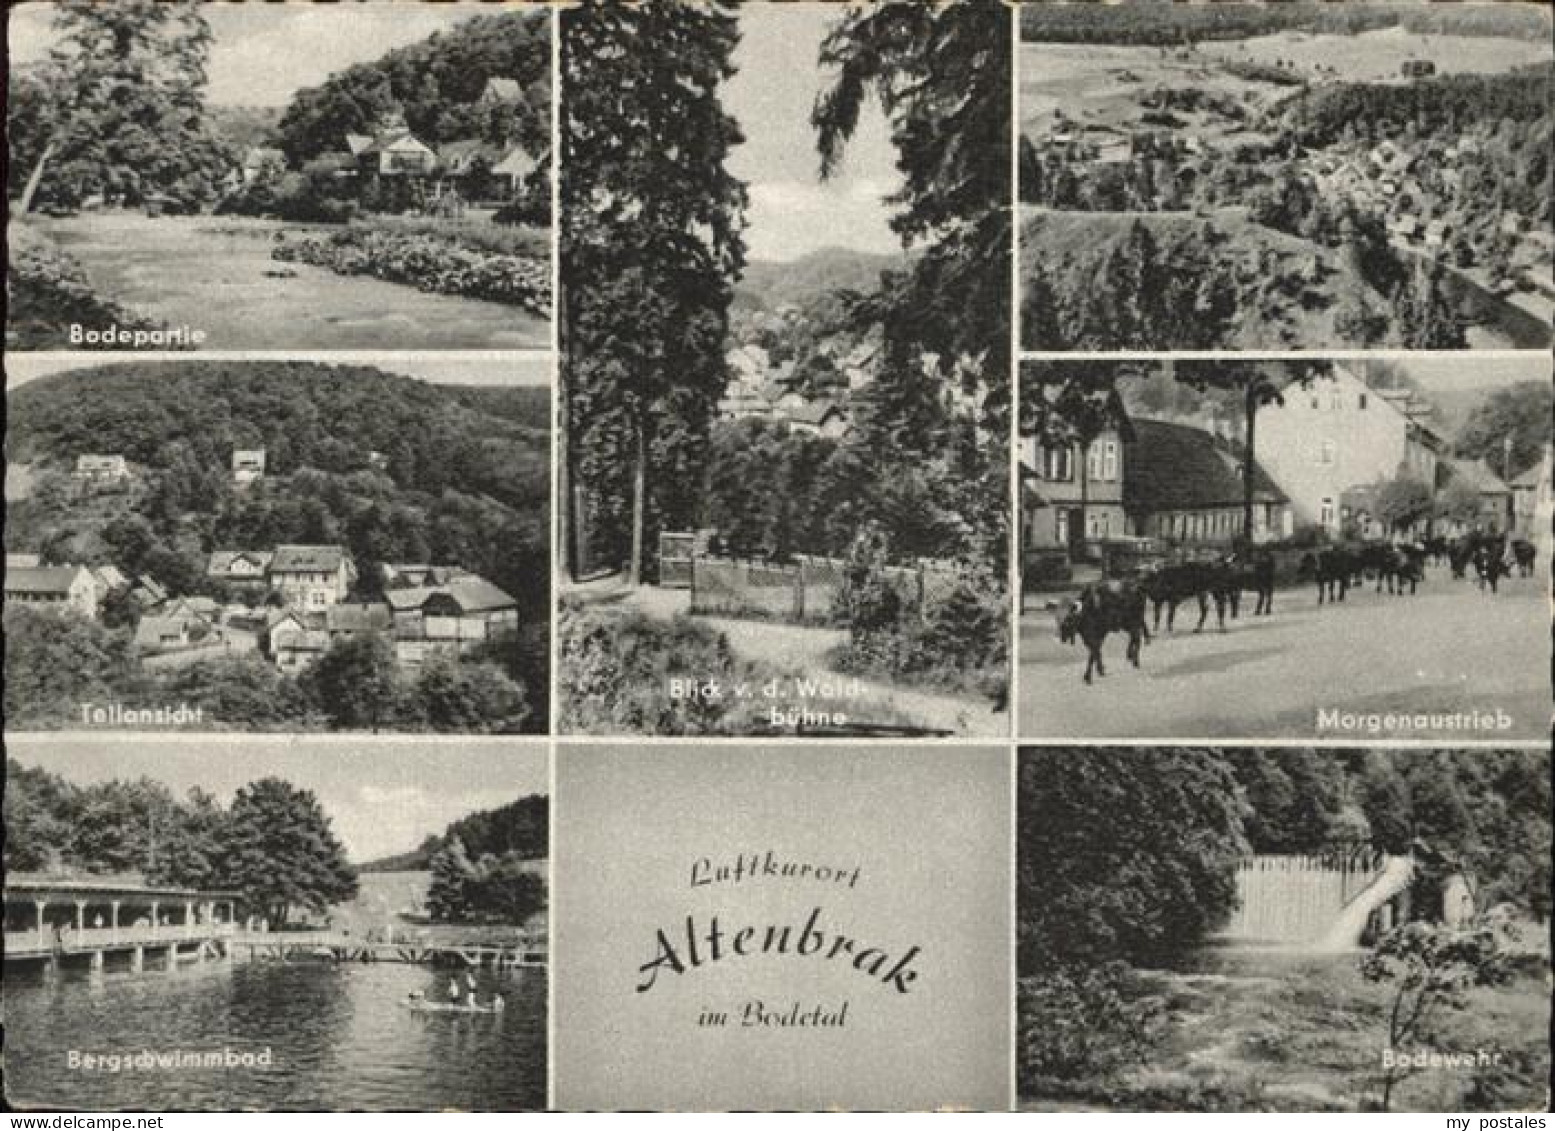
1020;947;1551;1112
1208;27;1553;85
1020;30;1550;141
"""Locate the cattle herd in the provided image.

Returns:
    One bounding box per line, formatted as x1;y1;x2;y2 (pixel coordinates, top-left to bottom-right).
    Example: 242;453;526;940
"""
1051;532;1538;684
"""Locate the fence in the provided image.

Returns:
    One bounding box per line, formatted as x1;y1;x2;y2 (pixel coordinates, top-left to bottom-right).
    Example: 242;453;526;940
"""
689;554;964;626
1222;853;1387;944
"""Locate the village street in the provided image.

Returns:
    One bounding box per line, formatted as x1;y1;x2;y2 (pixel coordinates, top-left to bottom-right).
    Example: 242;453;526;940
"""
1019;566;1549;740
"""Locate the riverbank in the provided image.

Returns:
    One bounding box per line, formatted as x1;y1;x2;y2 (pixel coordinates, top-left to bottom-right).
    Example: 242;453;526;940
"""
16;212;549;350
1019;949;1550;1112
5;222;165;350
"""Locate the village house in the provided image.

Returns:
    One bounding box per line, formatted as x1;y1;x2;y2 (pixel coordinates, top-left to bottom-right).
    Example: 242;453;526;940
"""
265;610;330;674
325;602;395;643
207;550;275;591
787;402;850;440
1444;458;1514;534
346;110;439;179
3;565;102;619
72;454;129;483
1020;425;1129;567
268;545;356;610
1254;365;1446;537
1123;419;1291;545
381;563;470;589
232;449;266;486
134;612;214;655
1510;444;1552;540
385;576;519;668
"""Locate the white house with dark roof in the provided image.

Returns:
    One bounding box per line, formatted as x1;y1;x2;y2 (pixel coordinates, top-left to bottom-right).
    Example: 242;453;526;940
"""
72;454;129;483
207;550;274;589
232;449;266;486
4;566;101;619
269;545;356;610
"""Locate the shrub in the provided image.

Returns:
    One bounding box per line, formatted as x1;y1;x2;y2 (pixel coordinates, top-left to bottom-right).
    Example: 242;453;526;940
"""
6;224;164;348
1017;964;1165;1088
272;228;550;314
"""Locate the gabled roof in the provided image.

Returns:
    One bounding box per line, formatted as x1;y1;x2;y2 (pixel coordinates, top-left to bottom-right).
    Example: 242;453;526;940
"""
346;133;375;157
134;616;197;647
5;566;89;596
491;144;538;179
1447;458;1511;496
208;550;274;574
270;545;348;574
384;576;516;615
6;552;42;569
1125;419;1286;512
1510;463;1545;488
481;77;522;103
788;401;845;428
325;603;394;635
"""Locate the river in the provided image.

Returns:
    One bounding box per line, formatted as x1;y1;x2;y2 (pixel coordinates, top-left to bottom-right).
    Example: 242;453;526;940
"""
35;213;549;351
3;956;546;1111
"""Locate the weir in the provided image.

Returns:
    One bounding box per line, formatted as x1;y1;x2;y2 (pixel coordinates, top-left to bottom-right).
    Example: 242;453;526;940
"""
1219;853;1410;946
229;932;547;968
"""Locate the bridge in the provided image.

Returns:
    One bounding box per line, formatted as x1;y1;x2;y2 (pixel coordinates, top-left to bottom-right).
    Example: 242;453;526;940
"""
229;932;547;968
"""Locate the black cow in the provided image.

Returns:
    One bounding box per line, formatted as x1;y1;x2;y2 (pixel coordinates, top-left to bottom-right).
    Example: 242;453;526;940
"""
1512;538;1537;578
1391;543;1426;595
1138;561;1236;633
1447;537;1476;580
1056;580;1149;684
1297;547;1356;604
1473;534;1510;593
1422;534;1451;567
1227;547;1276;616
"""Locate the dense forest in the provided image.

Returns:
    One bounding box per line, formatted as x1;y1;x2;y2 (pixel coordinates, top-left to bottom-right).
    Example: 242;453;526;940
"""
5;363;550;732
4;760;359;929
274;9;551;165
1018;747;1551;972
361;794;548;872
1022;1;1552;45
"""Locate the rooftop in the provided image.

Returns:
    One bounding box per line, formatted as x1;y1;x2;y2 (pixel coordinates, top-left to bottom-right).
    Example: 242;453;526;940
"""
1126;418;1287;513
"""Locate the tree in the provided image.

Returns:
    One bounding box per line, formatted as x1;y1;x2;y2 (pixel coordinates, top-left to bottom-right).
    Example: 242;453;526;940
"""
20;1;230;212
411;654;529;733
1375;474;1435;535
426;836;478;922
812;0;1012;567
1455;381;1553;482
1017;748;1247;971
221;778;358;929
302;632;401;731
1361;915;1517;1111
561;0;747;585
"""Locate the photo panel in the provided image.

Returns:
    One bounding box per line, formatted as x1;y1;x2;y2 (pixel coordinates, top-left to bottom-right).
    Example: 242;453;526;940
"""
2;734;551;1112
7;1;553;351
1015;744;1551;1113
4;353;551;736
553;742;1013;1111
1016;2;1554;352
558;1;1013;738
1016;356;1551;742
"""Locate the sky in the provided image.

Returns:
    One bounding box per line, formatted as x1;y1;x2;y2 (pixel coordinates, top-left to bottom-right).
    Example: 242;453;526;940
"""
724;4;905;263
4;354;551;392
6;1;533;107
1389;354;1552;393
7;735;548;864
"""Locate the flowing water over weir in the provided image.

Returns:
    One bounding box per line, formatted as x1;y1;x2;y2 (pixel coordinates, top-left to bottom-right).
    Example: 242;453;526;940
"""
1222;854;1390;945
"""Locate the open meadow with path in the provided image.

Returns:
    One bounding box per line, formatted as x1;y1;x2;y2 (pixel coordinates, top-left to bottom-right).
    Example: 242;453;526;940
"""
1019;564;1549;740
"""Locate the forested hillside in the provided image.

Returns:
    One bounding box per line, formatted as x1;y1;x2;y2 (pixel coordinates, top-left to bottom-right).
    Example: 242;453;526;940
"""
275;9;550;164
5;362;550;733
360;794;547;872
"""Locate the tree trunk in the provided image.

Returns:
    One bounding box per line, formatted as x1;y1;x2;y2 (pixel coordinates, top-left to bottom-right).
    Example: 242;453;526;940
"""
19;139;59;215
1242;382;1259;543
629;408;647;588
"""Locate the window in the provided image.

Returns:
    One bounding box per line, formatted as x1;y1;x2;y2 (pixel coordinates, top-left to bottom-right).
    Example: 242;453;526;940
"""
1055;511;1069;544
1319;497;1335;529
1317;439;1336;466
1358;393;1368;410
1087;443;1102;482
1042;445;1073;482
1102;441;1119;482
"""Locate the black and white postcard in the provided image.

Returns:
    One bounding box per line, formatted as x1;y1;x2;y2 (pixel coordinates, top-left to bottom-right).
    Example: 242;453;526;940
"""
3;735;549;1112
553;743;1012;1111
7;1;553;351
